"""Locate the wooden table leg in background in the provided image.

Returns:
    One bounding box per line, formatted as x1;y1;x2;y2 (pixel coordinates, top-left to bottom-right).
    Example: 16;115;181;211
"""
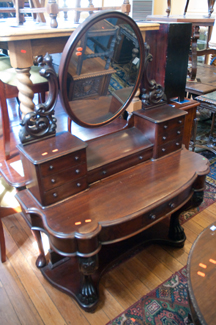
8;39;35;117
166;0;171;17
0;216;6;263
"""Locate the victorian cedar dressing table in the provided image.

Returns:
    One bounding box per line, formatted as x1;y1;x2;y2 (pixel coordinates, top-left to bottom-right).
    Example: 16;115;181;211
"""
15;11;209;311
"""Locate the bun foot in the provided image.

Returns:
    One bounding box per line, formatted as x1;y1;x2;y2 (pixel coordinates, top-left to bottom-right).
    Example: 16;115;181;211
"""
36;254;46;268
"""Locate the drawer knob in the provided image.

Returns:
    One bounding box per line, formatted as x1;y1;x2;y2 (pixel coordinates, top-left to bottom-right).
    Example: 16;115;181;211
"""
51;178;56;183
77;182;81;187
163;125;168;129
102;170;107;175
150;214;156;220
139;156;143;160
162;136;167;140
177;130;181;135
162;148;166;152
49;165;54;170
53;192;58;198
169;202;175;209
176;142;180;146
178;120;183;124
75;169;80;174
75;156;79;161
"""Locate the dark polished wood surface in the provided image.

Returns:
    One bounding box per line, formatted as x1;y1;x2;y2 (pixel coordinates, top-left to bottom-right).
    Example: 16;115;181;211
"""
0;95;69;188
187;222;216;325
16;145;209;310
16;148;209;240
0;96;126;188
145;22;191;102
0;97;209;311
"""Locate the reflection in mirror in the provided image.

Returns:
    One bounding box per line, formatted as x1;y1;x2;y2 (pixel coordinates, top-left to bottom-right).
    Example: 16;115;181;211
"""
65;15;140;126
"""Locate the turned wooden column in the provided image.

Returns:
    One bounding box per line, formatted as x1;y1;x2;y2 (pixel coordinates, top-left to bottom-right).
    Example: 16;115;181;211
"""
88;0;94;15
31;228;46;268
15;0;25;25
46;0;59;28
121;0;131;15
166;0;171;17
74;0;81;23
16;68;35;116
208;0;216;17
8;40;35;116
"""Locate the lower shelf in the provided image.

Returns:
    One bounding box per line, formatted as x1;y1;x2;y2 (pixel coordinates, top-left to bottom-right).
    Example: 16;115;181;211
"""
41;217;186;312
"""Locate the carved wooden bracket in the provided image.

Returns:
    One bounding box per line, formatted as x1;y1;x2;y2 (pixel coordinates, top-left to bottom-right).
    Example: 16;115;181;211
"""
141;43;165;108
19;53;58;144
188;26;200;81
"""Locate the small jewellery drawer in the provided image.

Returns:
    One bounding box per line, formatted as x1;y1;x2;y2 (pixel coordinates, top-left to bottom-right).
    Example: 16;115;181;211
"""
43;177;88;206
157;127;183;146
156;138;183;158
42;163;87;191
158;117;185;134
40;149;86;177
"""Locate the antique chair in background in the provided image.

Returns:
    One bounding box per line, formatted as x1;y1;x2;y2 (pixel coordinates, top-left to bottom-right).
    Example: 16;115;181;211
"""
0;0;131;28
166;0;215;17
0;55;49;160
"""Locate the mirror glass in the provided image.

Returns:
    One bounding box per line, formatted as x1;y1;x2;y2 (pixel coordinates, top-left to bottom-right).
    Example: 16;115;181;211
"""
59;12;143;127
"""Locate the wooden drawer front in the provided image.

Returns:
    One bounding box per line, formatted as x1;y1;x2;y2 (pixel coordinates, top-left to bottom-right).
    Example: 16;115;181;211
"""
40;149;86;177
87;147;153;184
157;127;183;146
156;138;183;159
158;117;185;134
100;185;192;243
42;163;87;191
42;177;88;206
141;187;191;228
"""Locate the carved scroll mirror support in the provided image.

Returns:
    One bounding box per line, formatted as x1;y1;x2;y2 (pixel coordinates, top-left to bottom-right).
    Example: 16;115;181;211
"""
19;53;58;144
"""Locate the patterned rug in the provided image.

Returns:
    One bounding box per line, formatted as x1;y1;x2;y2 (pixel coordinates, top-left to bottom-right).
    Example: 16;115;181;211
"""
194;110;216;188
200;151;216;188
109;63;135;92
106;267;190;325
179;182;216;224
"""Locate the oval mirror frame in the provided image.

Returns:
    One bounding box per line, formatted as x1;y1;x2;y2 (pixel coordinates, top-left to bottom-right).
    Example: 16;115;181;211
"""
59;10;145;128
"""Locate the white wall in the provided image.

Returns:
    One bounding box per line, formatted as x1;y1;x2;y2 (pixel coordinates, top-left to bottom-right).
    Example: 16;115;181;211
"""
153;0;211;16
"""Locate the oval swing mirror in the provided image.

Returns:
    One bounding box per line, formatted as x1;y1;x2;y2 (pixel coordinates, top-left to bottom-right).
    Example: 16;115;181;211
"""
59;10;144;128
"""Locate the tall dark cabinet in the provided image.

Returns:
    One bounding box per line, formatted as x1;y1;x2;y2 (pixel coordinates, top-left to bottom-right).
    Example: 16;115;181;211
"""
145;22;192;102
